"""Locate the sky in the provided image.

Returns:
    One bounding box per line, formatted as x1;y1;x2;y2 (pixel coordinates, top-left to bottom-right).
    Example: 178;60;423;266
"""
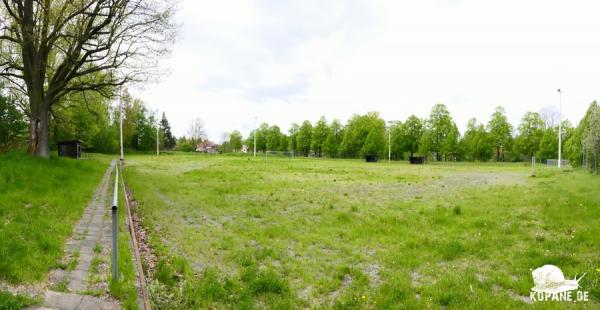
129;0;600;142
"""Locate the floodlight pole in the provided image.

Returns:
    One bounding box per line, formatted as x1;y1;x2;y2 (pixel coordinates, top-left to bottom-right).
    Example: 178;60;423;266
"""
557;89;562;168
388;121;392;163
156;124;159;156
253;116;257;158
119;87;124;162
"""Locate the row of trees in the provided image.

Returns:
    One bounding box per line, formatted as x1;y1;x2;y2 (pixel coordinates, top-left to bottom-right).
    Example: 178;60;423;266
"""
0;86;177;154
222;102;599;169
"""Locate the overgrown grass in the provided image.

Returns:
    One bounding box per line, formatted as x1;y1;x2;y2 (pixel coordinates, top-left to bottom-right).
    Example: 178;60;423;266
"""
125;154;600;308
0;152;109;284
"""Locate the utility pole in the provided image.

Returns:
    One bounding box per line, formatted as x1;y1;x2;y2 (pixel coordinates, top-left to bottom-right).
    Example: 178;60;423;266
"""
156;110;160;156
557;89;562;168
388;121;392;163
253;116;257;158
119;87;124;162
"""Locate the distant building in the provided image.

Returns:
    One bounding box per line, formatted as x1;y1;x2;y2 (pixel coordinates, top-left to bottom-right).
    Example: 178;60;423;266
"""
241;144;249;153
195;141;218;153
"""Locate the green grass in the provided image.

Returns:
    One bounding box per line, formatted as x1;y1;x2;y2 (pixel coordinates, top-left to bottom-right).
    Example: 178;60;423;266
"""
0;152;110;284
124;154;600;308
0;291;38;309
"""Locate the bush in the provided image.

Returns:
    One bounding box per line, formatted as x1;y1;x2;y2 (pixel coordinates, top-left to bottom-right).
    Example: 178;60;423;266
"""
177;143;194;152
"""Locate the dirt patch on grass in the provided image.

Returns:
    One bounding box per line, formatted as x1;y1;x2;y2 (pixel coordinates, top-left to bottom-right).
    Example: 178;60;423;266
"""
329;274;353;302
365;263;381;287
125;186;158;277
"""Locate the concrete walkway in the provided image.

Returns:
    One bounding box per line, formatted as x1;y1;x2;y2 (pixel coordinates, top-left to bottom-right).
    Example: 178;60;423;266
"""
34;160;120;309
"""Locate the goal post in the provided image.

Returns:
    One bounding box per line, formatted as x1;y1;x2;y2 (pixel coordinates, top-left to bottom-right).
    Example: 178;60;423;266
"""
265;150;295;159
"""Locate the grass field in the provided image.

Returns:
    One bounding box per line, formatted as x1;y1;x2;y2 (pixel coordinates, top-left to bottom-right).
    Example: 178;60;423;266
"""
124;153;599;308
0;152;110;284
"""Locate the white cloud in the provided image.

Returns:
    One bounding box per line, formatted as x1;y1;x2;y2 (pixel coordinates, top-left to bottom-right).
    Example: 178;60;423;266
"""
130;0;600;141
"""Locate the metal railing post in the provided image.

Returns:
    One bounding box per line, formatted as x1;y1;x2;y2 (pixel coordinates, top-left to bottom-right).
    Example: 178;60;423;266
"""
112;166;119;281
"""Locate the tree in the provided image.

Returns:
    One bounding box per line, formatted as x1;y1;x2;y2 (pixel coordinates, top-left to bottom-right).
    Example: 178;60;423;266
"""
402;115;423;157
0;92;26;149
288;123;300;154
229;130;243;152
388;121;404;160
131;105;156;151
187;118;206;145
255;123;269;153
421;104;458;160
539;105;560;128
516;112;545;158
361;121;385;156
160;113;176;149
340;112;384;158
565;102;598;167
323;119;342;157
311;117;328;157
487;106;513;161
266;125;282;151
537;128;558;162
461;118;493;161
278;134;289;152
296;121;313;156
0;0;175;157
583;104;600;173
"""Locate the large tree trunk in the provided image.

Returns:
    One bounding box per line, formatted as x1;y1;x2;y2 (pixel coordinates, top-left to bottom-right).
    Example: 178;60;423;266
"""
27;95;51;158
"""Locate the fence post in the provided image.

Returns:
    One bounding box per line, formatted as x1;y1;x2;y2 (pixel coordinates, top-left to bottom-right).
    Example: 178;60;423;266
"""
112;165;119;281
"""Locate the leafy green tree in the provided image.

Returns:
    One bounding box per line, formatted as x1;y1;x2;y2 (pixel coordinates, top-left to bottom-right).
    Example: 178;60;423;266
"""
279;135;289;152
537;128;558;162
323;119;343;157
132;107;157;151
51;91;111;148
252;123;269;153
583;104;600;173
267;125;282;151
160;113;177;149
402;115;423;157
0;1;175;157
487;106;513;161
0;93;26;149
340;112;384;158
92;126;118;154
176;136;194;152
297;121;313;156
461;118;493;161
362;121;385;156
516;111;545;158
421;104;459;160
229;130;243;152
288;123;300;154
565;102;599;168
311;117;328;157
388;121;404;160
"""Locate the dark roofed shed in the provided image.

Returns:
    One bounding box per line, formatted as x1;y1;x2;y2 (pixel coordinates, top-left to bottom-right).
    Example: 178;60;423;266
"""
57;140;82;158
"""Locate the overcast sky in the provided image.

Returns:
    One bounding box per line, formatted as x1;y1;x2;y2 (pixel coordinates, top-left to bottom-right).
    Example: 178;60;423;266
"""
129;0;600;142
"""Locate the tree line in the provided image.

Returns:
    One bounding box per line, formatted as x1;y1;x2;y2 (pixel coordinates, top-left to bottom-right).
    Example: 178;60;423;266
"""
220;102;600;170
0;87;176;153
2;80;599;171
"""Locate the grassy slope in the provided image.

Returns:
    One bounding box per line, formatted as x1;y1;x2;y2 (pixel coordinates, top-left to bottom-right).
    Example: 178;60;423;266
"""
126;154;600;309
0;152;109;283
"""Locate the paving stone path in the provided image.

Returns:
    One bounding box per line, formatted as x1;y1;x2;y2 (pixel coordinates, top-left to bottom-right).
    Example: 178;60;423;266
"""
33;160;121;310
